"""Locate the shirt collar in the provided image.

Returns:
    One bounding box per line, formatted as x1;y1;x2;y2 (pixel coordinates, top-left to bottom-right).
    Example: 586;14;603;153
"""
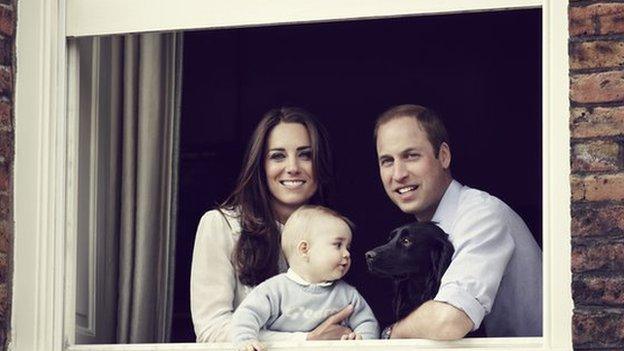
431;179;462;234
286;268;333;287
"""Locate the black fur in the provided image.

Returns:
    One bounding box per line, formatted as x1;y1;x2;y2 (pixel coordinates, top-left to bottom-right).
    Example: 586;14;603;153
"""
365;221;454;321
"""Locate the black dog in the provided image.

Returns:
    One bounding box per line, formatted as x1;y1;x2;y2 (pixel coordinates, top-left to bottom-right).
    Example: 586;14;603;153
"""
365;221;454;321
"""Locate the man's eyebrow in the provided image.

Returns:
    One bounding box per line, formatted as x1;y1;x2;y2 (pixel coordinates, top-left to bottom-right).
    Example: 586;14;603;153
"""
401;147;421;153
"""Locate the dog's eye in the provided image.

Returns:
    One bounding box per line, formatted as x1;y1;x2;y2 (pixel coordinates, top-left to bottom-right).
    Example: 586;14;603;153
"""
400;237;412;247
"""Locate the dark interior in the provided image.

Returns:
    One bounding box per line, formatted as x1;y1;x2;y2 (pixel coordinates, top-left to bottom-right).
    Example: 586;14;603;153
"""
172;9;542;341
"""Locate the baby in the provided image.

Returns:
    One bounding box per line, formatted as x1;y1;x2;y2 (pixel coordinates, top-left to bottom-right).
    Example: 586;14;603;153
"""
230;205;379;351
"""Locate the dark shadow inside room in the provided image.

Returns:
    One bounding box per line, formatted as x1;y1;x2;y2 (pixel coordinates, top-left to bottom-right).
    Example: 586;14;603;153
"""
172;8;541;341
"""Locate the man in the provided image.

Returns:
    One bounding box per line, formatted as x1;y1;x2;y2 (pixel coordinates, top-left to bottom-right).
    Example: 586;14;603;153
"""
375;104;542;340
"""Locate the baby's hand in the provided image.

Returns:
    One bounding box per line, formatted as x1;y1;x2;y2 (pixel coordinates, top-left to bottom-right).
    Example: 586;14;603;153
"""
237;340;266;351
340;332;362;340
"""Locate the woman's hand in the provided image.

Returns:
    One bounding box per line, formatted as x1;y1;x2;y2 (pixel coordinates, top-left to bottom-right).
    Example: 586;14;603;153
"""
237;340;266;351
306;304;354;340
340;332;362;340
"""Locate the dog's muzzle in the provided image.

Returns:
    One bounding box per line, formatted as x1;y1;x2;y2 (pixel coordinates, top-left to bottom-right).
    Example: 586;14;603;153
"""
365;250;378;271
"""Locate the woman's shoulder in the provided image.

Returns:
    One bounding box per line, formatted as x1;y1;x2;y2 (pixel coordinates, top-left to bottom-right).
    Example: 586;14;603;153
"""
199;207;242;235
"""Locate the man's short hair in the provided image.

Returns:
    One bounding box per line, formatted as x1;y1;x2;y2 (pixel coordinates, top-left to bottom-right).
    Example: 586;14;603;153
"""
281;205;354;262
374;104;450;157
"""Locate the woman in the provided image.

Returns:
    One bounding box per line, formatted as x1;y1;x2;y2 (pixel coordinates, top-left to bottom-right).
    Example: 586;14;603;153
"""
191;107;354;342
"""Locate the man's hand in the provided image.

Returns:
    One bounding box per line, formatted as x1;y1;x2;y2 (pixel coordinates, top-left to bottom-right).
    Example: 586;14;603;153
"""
237;340;266;351
391;301;473;340
307;304;354;340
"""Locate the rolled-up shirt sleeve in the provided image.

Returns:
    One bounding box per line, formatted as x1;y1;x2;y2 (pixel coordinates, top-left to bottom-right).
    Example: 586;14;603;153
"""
190;211;237;342
434;201;515;331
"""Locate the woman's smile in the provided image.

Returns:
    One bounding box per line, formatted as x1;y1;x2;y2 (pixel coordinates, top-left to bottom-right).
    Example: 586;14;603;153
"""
265;122;318;222
280;179;307;189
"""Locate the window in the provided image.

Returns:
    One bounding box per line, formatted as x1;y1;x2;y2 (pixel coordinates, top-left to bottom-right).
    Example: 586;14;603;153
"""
174;11;542;341
13;1;572;350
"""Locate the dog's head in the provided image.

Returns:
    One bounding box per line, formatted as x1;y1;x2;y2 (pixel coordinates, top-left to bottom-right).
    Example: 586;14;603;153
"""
365;221;454;281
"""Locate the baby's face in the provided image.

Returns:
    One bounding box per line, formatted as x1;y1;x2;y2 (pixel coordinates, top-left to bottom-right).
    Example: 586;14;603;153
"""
305;217;352;283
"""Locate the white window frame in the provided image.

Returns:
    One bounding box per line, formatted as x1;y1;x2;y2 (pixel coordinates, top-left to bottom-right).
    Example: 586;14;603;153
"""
13;1;572;350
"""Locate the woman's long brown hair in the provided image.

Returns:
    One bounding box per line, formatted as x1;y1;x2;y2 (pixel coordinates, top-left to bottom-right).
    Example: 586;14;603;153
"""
221;107;334;286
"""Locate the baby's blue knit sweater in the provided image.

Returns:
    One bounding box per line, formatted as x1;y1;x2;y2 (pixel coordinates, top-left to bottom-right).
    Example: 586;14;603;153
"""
230;269;380;341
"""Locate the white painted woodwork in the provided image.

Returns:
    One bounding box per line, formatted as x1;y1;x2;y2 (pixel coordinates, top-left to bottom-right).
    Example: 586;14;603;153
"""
13;0;68;350
66;0;541;37
13;0;573;351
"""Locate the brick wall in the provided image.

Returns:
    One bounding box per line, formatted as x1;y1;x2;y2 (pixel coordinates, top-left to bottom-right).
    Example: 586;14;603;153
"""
570;1;624;349
0;0;12;349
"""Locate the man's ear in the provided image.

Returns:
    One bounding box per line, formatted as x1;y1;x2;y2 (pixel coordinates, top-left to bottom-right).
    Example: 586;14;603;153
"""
297;240;310;260
438;142;451;170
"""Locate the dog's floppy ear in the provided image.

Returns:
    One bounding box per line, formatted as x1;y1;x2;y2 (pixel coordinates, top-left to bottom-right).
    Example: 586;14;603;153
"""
433;238;454;283
424;234;454;299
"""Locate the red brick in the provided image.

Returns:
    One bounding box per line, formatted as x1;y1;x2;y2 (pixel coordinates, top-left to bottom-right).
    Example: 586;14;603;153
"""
599;3;624;35
0;283;8;320
0;131;11;163
0;162;6;191
0;253;7;283
573;275;624;306
569;3;624;37
0;38;10;66
570;41;624;70
571;107;624;138
569;6;596;37
0;326;5;350
571;173;624;202
571;176;585;201
0;221;9;253
0;67;11;95
0;7;13;37
572;140;622;172
0;99;9;130
573;309;624;347
0;162;8;192
572;240;624;273
572;205;624;237
0;194;8;220
570;71;624;103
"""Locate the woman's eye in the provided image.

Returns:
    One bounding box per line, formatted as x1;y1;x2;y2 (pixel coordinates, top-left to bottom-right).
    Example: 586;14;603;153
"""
268;153;286;161
299;151;312;160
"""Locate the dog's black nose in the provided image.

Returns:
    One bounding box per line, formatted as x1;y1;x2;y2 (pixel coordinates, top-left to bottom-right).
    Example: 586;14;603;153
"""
365;251;377;261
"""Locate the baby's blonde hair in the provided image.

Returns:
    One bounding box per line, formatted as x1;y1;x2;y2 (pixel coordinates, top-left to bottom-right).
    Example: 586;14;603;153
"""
281;205;354;263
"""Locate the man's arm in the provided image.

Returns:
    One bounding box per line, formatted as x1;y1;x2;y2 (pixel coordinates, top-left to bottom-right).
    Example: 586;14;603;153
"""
398;196;514;340
390;300;473;340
